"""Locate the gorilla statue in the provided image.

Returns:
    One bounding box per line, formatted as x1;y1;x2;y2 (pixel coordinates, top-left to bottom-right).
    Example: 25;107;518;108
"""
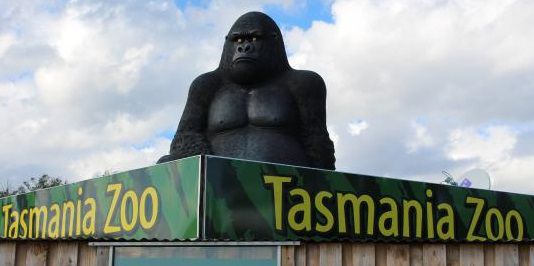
158;11;336;170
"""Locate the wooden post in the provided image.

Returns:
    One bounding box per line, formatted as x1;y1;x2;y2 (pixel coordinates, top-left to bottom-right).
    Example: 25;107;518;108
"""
319;243;342;266
47;242;78;266
78;242;97;266
282;246;295;266
342;243;353;266
351;243;375;266
96;246;111;266
25;242;48;266
386;244;409;266
295;243;307;266
495;244;519;266
484;244;495;266
0;242;16;266
375;244;387;266
0;240;533;266
459;244;484;266
446;244;460;266
423;244;446;266
306;244;320;266
410;244;423;266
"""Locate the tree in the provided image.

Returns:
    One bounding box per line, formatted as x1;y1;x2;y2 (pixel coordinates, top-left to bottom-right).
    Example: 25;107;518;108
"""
0;185;20;198
0;174;67;197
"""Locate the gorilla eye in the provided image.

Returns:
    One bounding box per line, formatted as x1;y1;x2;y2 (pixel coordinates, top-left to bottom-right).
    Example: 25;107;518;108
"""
252;37;257;41
237;38;243;43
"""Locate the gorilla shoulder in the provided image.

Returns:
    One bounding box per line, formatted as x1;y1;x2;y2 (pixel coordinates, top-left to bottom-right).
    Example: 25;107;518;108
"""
188;70;222;94
287;70;327;97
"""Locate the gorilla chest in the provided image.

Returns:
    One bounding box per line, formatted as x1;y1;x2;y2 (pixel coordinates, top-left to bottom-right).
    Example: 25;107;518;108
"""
208;85;298;133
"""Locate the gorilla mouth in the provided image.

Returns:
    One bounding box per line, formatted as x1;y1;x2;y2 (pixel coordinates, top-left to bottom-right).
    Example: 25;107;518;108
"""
233;57;256;64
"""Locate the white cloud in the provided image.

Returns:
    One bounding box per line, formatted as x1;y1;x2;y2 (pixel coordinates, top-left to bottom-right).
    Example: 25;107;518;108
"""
117;44;154;93
445;126;516;164
0;34;16;57
440;125;534;193
0;0;279;183
406;121;434;153
68;138;170;181
283;0;534;193
491;156;534;193
2;0;534;195
327;125;339;145
347;120;368;136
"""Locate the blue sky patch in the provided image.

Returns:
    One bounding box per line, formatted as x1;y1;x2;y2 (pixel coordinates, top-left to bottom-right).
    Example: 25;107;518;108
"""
172;0;333;30
263;1;333;30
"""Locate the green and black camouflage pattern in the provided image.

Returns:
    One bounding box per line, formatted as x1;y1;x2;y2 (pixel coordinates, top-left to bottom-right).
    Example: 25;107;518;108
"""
204;156;534;242
0;156;200;241
3;154;533;242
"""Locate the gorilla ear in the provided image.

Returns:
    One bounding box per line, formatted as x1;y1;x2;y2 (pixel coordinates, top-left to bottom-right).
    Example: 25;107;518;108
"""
272;32;278;39
225;35;229;40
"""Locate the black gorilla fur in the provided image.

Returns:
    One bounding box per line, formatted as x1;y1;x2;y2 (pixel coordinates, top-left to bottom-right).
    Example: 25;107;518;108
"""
158;12;336;170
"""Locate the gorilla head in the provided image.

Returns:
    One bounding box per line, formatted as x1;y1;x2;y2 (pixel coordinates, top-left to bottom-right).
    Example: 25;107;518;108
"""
219;12;291;84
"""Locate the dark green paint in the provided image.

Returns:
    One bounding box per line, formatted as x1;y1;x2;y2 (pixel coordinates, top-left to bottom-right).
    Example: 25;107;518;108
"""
204;156;534;242
0;156;200;241
2;155;533;242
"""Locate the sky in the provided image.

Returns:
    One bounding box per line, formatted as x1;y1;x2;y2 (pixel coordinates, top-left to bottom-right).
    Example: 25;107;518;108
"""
1;0;534;194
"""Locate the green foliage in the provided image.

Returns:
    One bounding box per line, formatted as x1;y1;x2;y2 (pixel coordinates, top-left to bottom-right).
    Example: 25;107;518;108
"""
0;174;67;197
0;186;21;198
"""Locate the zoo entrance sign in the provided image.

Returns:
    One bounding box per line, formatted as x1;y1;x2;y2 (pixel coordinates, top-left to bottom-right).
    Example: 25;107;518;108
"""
1;156;534;242
0;157;201;241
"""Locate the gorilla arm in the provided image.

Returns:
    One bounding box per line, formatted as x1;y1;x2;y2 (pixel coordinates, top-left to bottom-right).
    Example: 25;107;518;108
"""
291;71;336;170
157;72;218;163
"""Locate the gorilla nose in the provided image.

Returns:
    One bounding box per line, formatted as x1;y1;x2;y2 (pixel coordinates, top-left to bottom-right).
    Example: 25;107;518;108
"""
237;43;253;53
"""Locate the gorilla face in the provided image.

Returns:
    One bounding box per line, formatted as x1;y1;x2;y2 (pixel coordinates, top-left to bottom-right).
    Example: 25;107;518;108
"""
228;25;268;83
219;12;290;84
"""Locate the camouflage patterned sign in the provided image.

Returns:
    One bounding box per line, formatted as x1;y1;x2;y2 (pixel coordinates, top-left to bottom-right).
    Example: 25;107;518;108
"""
0;156;200;240
3;155;533;242
204;156;534;242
